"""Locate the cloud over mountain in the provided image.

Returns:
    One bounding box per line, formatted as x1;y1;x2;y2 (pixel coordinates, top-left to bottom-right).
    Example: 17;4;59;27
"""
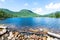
45;3;60;10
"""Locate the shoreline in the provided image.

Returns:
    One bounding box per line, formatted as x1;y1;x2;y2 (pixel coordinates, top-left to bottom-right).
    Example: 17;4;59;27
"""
0;24;60;40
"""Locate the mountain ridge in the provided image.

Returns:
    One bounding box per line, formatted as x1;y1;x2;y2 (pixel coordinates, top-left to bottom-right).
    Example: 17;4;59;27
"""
0;8;60;18
0;8;41;18
43;11;60;18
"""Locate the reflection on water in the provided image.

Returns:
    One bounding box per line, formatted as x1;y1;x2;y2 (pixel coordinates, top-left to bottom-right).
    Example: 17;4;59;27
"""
0;17;60;30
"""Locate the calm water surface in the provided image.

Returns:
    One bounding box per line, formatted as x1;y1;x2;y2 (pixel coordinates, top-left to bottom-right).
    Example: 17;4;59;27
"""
0;17;60;30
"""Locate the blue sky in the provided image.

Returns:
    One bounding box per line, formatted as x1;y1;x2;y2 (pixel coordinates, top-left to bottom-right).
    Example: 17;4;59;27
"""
0;0;60;15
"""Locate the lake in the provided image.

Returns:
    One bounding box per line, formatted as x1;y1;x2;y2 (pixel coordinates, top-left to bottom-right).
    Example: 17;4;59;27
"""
0;17;60;31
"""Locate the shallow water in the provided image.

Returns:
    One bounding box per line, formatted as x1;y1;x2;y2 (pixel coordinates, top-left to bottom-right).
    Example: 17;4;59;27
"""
0;17;60;30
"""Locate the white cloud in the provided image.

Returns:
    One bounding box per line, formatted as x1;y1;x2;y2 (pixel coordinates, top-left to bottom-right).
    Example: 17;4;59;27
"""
0;0;5;2
45;3;60;10
32;8;44;15
24;3;29;6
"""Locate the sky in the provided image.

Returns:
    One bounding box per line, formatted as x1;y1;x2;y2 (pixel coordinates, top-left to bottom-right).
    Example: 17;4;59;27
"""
0;0;60;15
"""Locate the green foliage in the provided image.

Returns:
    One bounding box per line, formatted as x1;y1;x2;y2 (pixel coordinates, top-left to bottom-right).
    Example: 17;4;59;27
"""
0;8;60;19
0;10;9;18
43;11;60;18
15;9;40;17
0;9;13;19
0;9;40;17
0;9;41;18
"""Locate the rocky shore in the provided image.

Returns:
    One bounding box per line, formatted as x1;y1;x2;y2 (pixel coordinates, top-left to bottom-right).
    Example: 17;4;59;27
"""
0;25;60;40
0;30;60;40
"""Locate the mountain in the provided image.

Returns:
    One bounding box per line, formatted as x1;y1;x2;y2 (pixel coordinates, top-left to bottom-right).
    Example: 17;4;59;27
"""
43;11;60;18
0;8;13;19
0;8;41;18
0;8;60;19
14;9;41;17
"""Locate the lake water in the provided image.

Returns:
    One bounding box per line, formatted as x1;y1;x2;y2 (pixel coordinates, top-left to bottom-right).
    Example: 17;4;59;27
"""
0;17;60;30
